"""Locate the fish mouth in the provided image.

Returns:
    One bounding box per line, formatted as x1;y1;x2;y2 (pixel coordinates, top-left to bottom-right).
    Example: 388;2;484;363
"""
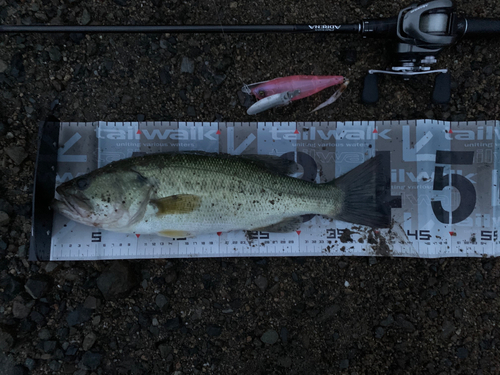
53;189;93;219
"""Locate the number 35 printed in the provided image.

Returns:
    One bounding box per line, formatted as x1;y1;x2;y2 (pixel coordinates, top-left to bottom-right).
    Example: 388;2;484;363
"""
431;150;476;224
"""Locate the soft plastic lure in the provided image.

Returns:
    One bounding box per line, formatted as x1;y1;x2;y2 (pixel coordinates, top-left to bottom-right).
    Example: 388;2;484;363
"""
242;75;348;115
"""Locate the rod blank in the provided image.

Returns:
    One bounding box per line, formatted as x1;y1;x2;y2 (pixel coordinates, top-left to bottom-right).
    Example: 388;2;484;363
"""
0;24;361;34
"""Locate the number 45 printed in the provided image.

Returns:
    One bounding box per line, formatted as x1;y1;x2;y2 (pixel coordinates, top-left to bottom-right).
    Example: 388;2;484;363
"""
431;150;476;224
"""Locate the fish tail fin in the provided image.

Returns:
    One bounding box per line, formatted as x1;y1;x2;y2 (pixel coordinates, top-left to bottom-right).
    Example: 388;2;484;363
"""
330;155;391;228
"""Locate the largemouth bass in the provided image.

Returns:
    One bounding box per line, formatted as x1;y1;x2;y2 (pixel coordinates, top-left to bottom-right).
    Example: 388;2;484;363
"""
53;153;390;237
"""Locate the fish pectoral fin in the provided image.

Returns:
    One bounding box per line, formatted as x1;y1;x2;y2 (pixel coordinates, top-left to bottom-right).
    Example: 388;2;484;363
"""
157;230;192;238
253;216;304;233
151;194;202;216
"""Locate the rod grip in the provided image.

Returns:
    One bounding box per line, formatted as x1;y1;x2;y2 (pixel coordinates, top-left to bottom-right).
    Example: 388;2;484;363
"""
464;18;500;36
361;17;398;37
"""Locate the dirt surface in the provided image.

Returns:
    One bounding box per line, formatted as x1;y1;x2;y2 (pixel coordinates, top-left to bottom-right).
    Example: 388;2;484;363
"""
1;0;500;374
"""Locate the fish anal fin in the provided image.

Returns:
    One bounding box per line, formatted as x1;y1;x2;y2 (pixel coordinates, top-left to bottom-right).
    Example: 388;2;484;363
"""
158;230;191;238
152;194;201;216
253;216;304;233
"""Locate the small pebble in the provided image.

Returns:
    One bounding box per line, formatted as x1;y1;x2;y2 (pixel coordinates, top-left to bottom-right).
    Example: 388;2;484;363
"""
82;332;97;351
0;211;10;226
457;346;469;359
0;59;8;73
5;146;28;165
48;47;61;62
339;359;349;369
44;262;59;273
254;275;268;292
24;358;36;371
155;294;168;309
206;325;222;337
78;9;91;25
260;329;279;344
180;57;194;74
38;328;51;340
84;296;97;309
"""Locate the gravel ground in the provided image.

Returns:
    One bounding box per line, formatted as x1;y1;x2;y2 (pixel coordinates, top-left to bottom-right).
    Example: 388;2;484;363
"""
1;0;500;374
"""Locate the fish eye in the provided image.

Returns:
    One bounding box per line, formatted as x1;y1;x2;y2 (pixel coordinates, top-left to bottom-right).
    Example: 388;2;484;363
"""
76;177;89;190
258;90;266;98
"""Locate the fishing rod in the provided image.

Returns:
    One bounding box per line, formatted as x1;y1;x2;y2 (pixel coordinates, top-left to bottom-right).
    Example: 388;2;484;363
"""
2;0;500;104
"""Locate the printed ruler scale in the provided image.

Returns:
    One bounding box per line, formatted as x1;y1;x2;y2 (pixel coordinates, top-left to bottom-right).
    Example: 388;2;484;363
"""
32;120;500;261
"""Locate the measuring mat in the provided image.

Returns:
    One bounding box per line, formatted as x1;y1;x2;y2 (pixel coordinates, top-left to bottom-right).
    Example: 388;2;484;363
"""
30;120;500;260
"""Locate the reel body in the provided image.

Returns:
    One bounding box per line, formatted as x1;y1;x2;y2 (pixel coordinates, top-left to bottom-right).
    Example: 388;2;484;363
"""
361;0;463;104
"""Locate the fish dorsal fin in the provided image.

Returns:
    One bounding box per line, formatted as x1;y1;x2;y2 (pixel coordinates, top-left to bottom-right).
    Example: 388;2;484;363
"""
151;194;202;216
238;154;298;175
252;216;304;233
